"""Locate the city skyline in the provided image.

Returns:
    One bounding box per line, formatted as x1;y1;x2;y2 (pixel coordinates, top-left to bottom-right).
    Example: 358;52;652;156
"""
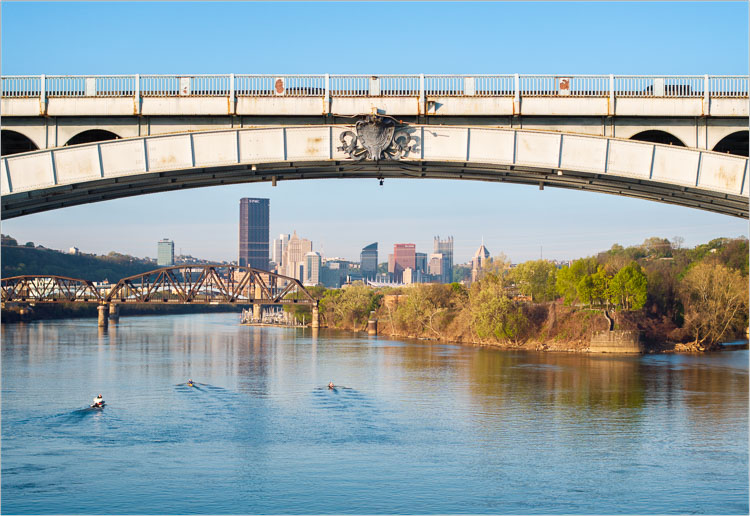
1;2;747;265
4;211;746;268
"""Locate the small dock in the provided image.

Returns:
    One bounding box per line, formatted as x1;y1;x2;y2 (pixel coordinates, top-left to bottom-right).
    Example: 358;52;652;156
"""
240;308;306;327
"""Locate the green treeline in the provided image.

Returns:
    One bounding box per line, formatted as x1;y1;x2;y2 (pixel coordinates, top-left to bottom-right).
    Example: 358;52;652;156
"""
288;237;749;351
2;239;156;282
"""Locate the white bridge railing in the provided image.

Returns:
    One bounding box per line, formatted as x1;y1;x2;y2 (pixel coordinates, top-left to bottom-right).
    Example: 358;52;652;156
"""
1;74;747;99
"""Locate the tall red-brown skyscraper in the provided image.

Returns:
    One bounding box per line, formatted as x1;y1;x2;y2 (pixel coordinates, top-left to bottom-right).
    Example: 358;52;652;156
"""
239;198;269;270
389;243;416;283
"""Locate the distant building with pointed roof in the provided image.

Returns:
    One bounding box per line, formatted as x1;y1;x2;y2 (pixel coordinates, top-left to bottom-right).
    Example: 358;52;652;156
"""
281;231;312;281
471;242;491;282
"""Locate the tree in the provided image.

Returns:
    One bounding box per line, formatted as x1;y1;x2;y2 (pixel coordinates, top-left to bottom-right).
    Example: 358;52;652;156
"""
678;262;749;349
716;237;749;276
556;257;598;305
511;260;557;302
481;253;512;282
1;234;18;246
452;265;471;283
470;278;526;341
641;237;673;258
577;267;609;308
394;284;447;336
318;282;379;330
607;262;647;310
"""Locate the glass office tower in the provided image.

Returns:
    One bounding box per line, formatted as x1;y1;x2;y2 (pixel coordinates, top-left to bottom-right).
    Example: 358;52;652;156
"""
157;239;174;266
239;198;270;270
360;242;378;280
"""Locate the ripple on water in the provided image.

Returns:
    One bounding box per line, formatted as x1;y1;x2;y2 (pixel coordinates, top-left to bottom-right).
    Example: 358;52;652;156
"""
1;315;747;515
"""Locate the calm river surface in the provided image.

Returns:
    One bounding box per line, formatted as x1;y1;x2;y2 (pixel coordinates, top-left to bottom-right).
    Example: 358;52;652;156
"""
2;313;748;514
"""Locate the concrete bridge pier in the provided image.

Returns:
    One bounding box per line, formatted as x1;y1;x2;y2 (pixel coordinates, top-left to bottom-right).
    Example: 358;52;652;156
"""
252;284;262;322
311;304;320;329
97;305;109;328
367;311;378;336
108;303;120;323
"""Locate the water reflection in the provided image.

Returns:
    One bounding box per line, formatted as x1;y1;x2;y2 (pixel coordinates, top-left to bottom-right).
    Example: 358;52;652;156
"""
2;314;747;515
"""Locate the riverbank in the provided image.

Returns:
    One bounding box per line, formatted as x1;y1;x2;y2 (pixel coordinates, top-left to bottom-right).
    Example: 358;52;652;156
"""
321;302;744;354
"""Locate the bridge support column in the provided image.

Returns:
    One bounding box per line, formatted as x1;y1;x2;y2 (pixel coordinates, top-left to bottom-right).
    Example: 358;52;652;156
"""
253;283;262;322
311;303;320;329
108;303;119;323
97;305;109;328
367;310;378;336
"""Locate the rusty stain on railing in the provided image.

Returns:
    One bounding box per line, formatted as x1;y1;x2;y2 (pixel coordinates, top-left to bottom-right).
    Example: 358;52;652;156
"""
2;74;746;99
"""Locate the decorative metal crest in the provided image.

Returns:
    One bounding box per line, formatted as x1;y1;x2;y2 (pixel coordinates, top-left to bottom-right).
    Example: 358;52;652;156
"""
337;115;416;161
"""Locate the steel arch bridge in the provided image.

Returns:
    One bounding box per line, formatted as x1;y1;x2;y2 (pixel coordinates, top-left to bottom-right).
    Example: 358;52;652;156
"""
1;265;316;306
2;123;748;219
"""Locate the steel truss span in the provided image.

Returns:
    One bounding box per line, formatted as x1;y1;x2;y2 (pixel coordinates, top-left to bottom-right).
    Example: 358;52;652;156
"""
1;265;316;306
1;275;102;304
2;125;747;219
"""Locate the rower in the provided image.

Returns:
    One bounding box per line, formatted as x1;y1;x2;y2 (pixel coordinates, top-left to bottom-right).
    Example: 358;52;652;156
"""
92;394;105;407
328;382;335;390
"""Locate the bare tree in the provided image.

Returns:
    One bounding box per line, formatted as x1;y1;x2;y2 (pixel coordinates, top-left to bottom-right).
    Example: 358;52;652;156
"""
678;263;749;349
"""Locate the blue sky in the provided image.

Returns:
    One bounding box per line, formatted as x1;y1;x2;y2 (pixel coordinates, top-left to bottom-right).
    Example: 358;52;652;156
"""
2;2;748;264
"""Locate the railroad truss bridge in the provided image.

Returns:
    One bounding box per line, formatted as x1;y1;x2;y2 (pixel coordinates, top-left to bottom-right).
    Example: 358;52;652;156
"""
1;264;319;328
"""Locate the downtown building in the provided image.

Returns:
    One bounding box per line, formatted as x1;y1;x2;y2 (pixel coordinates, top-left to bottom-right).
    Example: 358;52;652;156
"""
433;236;454;283
304;251;322;286
471;243;491;282
281;231;313;281
272;233;290;271
388;243;416;283
360;242;378;280
321;258;350;288
239;198;270;270
157;238;174;266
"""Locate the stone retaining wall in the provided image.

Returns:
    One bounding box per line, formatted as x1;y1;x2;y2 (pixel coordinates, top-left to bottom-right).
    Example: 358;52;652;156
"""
589;330;643;353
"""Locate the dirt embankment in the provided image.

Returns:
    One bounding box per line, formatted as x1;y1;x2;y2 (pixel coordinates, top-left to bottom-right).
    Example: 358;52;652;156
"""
329;303;695;353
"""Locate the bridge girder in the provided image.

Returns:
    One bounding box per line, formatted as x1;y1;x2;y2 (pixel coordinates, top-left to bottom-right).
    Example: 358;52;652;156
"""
1;125;747;218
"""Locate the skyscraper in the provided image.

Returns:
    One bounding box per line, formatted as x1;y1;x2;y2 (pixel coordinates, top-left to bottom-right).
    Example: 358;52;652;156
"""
390;243;416;283
239;198;270;270
434;236;454;283
281;231;313;281
415;252;427;274
273;233;290;269
304;251;322;286
360;242;378;280
471;243;491;282
157;239;174;266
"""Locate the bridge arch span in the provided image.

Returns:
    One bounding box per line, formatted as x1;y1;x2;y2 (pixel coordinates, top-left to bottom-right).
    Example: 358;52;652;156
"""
2;125;748;219
65;129;121;147
1;130;40;156
712;131;749;157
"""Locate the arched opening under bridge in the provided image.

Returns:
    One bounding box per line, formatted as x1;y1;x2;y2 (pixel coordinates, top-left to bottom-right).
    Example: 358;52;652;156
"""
65;129;120;146
712;131;749;157
630;130;686;147
1;130;38;156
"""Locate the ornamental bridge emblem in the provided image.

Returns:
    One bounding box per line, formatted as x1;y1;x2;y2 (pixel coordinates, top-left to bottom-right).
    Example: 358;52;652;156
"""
337;115;417;161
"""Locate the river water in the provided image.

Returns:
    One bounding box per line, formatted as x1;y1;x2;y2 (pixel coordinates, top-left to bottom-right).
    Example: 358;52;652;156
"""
2;313;747;514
